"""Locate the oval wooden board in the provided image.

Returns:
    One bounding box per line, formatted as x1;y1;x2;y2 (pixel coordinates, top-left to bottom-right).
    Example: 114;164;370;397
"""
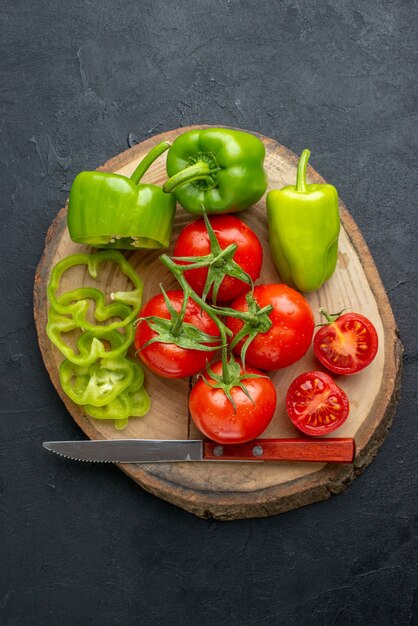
34;126;402;520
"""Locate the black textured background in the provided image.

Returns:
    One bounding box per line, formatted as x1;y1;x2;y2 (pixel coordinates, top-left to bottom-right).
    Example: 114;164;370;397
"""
1;1;417;624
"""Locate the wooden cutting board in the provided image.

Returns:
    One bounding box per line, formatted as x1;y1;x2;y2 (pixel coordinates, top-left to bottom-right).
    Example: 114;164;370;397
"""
34;126;402;520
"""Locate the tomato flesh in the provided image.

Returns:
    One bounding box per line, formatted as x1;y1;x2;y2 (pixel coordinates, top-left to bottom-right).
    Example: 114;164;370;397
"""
286;371;350;436
314;313;378;375
173;215;263;303
189;361;277;444
134;290;220;378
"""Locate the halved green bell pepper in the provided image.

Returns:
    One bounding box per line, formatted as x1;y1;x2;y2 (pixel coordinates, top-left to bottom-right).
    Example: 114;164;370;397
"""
68;141;176;249
163;128;267;215
47;251;143;332
267;149;340;292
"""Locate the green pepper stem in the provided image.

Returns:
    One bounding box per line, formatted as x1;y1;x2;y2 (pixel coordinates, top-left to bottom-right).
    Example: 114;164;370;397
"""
130;141;170;185
163;162;212;193
296;149;311;193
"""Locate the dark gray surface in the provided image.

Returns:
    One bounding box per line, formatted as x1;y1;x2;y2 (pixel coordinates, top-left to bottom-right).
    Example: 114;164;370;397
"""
1;1;417;624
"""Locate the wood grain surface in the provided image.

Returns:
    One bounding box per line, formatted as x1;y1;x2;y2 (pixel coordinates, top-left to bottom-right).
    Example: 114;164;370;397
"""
33;127;402;520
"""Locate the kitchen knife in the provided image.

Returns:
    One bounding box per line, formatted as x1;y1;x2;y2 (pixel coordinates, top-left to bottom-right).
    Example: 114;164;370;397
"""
43;438;355;463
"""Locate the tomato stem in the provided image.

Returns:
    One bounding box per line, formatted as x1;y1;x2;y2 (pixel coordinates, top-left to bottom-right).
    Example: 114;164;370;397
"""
160;254;232;382
317;307;347;326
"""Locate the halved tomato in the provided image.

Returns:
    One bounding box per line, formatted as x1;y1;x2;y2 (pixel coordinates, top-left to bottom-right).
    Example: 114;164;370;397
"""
286;371;350;436
314;312;378;375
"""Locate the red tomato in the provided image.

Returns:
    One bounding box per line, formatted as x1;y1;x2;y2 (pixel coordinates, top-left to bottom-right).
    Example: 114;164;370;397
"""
173;215;263;303
134;290;220;378
226;284;314;370
286;371;350;436
314;312;378;375
189;361;277;444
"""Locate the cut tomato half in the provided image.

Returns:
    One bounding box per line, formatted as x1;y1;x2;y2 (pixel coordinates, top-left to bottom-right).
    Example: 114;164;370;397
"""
286;371;350;436
314;311;378;375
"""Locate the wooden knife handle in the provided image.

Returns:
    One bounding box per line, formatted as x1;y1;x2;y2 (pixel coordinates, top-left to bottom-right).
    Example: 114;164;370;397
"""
203;438;355;463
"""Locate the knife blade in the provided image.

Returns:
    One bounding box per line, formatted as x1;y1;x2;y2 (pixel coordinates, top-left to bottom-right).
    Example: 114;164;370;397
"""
43;438;355;463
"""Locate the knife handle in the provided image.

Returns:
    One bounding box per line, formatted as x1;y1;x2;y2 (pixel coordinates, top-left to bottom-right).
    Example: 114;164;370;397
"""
203;438;355;463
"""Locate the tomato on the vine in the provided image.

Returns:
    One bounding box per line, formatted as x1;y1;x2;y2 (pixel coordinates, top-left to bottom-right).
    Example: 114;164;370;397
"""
189;361;277;444
134;290;220;378
173;215;263;303
286;371;350;436
314;311;378;375
226;284;314;370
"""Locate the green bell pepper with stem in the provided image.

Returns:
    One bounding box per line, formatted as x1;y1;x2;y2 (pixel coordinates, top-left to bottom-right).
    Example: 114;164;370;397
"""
267;149;340;292
68;141;176;249
163;128;267;215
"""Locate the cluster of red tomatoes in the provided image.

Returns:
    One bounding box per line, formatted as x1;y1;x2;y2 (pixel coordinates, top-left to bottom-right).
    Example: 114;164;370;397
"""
134;215;378;444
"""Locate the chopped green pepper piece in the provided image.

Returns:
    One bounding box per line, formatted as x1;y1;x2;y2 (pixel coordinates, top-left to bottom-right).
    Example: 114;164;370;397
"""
47;251;143;332
68;141;176;249
60;356;135;407
267;149;340;292
163;128;267;215
47;308;133;365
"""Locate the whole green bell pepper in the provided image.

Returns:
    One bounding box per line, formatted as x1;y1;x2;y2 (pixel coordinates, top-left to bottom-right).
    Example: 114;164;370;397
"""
163;128;267;215
267;149;340;292
68;141;176;249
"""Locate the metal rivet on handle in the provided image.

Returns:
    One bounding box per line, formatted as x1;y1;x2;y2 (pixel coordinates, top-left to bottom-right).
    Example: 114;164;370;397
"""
213;446;224;457
253;445;264;457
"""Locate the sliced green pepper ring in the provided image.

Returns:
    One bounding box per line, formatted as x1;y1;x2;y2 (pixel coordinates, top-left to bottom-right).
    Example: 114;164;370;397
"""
47;251;143;331
85;361;150;427
60;356;135;407
85;393;131;421
85;387;150;424
125;358;145;391
47;308;133;365
128;386;150;417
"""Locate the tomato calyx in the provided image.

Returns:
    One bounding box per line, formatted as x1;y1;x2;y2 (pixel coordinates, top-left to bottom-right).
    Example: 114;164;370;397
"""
135;285;222;354
171;211;253;304
216;293;273;368
316;307;347;327
200;355;268;413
